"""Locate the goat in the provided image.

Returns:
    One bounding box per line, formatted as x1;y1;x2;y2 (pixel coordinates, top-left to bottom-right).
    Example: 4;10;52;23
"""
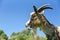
25;4;60;40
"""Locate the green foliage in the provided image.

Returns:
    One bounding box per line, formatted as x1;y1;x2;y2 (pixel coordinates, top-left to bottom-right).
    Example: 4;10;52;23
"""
0;30;8;40
26;34;34;40
0;29;47;40
10;29;47;40
40;37;47;40
10;29;31;40
0;30;4;35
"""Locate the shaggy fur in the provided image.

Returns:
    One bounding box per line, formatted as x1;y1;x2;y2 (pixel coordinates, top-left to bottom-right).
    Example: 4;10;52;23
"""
25;4;60;40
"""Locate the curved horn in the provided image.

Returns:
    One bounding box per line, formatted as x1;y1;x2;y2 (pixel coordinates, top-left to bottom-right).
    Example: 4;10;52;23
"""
33;5;41;18
33;5;39;16
37;4;53;12
33;6;37;14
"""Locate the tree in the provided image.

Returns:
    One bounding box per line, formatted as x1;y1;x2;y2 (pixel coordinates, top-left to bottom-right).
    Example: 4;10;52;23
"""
10;29;47;40
0;30;4;35
0;30;8;40
10;29;31;40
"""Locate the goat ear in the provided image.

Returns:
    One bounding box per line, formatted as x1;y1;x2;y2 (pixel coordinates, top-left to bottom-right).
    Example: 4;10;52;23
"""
37;4;53;13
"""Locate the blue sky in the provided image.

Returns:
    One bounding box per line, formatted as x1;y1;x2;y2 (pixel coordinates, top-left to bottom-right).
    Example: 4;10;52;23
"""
0;0;60;37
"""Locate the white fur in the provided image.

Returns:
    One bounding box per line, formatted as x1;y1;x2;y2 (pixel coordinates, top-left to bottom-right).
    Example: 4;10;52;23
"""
40;10;44;14
57;26;60;36
25;19;30;26
30;11;44;16
27;26;32;30
25;12;35;26
30;12;35;16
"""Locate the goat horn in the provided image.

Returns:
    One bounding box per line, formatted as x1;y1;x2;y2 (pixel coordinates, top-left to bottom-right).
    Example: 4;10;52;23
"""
33;5;39;16
37;4;53;12
33;6;37;13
